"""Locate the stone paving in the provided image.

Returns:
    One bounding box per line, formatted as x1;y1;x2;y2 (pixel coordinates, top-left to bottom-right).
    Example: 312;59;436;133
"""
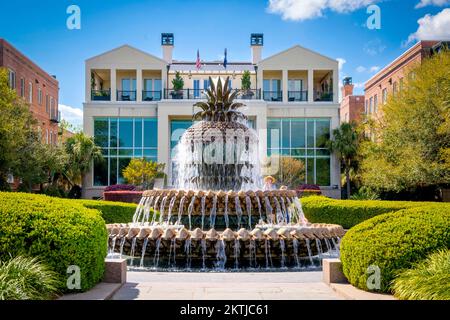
112;271;344;300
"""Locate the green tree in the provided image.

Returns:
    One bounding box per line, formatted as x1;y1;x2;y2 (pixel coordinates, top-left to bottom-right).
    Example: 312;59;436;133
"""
360;49;450;194
241;70;251;91
275;156;305;189
122;158;165;189
64;132;103;186
172;71;184;91
327;122;359;198
0;68;38;190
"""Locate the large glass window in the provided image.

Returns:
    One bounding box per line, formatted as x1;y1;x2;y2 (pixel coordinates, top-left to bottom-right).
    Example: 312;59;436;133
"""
93;117;158;186
267;118;331;186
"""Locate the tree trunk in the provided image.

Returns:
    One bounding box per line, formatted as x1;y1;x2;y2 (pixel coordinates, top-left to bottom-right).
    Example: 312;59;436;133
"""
345;167;351;199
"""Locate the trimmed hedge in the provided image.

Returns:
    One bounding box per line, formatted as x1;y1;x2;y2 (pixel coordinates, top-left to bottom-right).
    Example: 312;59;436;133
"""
301;196;433;229
76;199;137;224
0;192;107;292
340;204;450;293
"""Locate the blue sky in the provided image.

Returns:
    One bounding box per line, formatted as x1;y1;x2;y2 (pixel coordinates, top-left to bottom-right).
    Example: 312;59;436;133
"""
1;0;449;127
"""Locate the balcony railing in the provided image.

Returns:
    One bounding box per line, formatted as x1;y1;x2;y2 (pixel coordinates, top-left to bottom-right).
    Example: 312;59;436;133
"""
288;91;308;102
263;91;283;102
164;88;261;100
142;90;162;101
91;89;111;101
50;111;61;123
117;90;136;101
314;91;333;102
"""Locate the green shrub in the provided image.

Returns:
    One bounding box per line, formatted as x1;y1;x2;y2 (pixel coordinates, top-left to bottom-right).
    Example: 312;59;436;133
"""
0;256;59;300
0;192;107;292
392;250;450;300
340;205;450;293
76;199;137;224
301;196;433;229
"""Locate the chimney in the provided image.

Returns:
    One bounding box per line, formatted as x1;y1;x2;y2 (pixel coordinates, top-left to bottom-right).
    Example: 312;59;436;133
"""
342;77;354;98
251;33;263;64
161;33;174;63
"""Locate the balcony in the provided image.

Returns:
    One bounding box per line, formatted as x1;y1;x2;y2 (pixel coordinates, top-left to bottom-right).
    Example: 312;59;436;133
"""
164;89;261;100
142;90;162;101
288;91;308;102
91;89;111;101
314;91;333;102
50;111;61;123
117;90;137;101
263;91;283;102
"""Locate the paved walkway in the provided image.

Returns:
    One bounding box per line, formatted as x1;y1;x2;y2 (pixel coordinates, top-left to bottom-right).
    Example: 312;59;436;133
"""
112;271;343;300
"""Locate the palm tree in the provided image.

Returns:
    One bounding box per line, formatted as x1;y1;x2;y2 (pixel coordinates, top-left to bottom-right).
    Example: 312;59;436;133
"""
327;122;359;198
64;132;103;187
193;76;246;122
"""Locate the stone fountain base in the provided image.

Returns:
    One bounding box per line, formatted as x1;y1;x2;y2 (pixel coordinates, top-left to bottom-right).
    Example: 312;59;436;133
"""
107;223;345;270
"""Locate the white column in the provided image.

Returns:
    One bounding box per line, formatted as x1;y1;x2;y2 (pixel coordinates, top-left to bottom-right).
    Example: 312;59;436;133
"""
308;69;314;103
162;67;168;99
111;68;117;102
282;69;288;103
136;68;142;102
85;65;91;102
157;111;170;185
333;68;339;103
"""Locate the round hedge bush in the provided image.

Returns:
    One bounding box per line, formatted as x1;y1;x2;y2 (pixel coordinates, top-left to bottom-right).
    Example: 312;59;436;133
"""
340;204;450;293
0;192;107;292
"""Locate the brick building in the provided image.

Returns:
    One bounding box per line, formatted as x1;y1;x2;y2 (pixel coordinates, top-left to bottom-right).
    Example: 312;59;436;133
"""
364;41;442;118
0;39;60;145
340;77;364;123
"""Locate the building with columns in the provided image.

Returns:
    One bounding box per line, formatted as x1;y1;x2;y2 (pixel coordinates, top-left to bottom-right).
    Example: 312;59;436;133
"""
83;33;341;199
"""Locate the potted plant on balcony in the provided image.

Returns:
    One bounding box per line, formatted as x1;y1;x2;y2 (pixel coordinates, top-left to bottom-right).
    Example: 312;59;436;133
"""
240;70;254;99
171;71;184;99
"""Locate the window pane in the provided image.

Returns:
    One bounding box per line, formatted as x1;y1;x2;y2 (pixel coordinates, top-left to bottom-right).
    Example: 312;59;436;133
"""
118;158;132;184
144;79;152;91
93;158;108;186
154;79;162;91
110;157;117;185
122;79;130;91
316;158;331;186
291;119;305;148
307;120;315;148
119;118;133;148
267;120;281;150
94;118;109;148
306;158;315;184
144;118;157;148
110;119;118;148
281;119;290;148
263;80;270;91
316;120;330;148
144;149;157;157
134;118;142;148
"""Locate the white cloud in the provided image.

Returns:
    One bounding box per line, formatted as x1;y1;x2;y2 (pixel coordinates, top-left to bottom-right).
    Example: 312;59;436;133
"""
356;65;380;73
58;104;83;128
363;39;386;56
415;0;450;9
267;0;380;21
407;8;450;44
356;66;367;73
337;57;346;71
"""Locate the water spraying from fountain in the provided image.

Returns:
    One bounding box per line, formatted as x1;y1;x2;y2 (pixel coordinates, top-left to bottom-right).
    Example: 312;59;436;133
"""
107;76;344;271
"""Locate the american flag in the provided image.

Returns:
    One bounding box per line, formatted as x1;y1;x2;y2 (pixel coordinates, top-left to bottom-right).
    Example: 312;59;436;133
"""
196;49;201;70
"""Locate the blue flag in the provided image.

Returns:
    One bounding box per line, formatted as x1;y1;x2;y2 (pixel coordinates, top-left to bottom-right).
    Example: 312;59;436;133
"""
223;48;227;69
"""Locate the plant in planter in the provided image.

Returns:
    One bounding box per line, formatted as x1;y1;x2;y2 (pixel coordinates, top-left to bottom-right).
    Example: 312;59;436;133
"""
171;71;184;99
240;70;254;99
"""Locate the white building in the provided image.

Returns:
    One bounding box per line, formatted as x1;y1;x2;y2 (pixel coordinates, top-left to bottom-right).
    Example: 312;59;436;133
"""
83;33;341;199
